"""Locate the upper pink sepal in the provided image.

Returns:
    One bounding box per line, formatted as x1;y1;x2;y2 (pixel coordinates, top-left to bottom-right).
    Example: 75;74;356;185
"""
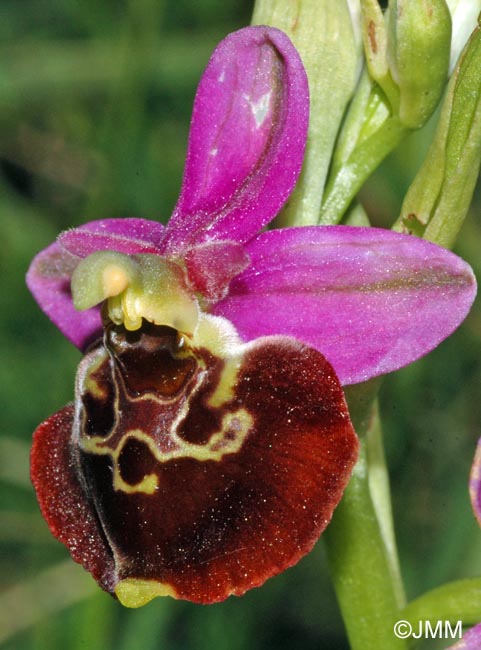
212;226;477;385
162;26;309;254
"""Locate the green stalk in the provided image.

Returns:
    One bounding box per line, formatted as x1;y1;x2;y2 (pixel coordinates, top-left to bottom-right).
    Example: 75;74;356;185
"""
365;402;405;609
319;116;409;224
324;384;407;650
402;578;481;628
324;443;407;650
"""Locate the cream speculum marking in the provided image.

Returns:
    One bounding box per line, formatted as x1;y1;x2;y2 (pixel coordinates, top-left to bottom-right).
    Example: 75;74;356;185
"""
72;251;255;498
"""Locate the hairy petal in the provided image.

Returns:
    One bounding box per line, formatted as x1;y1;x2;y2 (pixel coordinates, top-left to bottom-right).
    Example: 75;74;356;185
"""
162;26;309;254
212;226;477;385
59;218;165;257
27;219;165;349
26;241;102;350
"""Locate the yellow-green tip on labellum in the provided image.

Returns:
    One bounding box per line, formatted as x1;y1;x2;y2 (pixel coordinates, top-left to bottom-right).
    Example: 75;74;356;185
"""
387;0;452;129
71;251;199;335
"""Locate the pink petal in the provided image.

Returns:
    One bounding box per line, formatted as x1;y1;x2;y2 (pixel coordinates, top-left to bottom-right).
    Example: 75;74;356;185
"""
59;218;165;256
26;241;102;350
469;439;481;527
162;26;309;254
27;219;165;350
446;623;481;649
212;226;477;385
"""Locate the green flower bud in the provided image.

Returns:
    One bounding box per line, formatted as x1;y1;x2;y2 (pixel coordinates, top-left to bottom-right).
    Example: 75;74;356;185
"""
387;0;452;129
360;0;399;107
394;17;481;248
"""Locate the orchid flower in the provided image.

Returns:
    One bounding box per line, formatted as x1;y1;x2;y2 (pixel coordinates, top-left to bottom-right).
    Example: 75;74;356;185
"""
27;26;476;608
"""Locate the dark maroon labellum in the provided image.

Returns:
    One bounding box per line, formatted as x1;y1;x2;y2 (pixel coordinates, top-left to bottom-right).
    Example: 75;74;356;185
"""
31;319;358;605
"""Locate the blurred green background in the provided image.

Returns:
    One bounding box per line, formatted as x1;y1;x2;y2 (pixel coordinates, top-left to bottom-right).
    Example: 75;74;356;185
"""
0;1;480;649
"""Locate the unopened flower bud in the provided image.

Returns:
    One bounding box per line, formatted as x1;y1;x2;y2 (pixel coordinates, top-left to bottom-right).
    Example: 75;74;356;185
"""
387;0;452;128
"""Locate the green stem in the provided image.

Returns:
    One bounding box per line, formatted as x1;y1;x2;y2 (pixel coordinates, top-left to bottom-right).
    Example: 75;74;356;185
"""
319;116;409;225
402;577;481;628
324;384;407;650
324;442;408;650
366;402;406;610
332;72;391;173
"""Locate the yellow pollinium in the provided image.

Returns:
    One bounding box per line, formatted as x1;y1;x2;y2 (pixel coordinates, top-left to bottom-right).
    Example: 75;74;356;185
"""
71;251;199;335
115;578;178;607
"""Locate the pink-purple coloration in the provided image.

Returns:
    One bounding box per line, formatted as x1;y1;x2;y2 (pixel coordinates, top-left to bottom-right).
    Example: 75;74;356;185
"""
213;226;476;384
161;27;309;252
446;623;481;649
465;441;481;649
26;26;476;384
470;439;481;526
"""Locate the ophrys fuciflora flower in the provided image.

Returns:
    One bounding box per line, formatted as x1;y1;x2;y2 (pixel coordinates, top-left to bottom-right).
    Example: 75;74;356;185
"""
27;27;476;606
